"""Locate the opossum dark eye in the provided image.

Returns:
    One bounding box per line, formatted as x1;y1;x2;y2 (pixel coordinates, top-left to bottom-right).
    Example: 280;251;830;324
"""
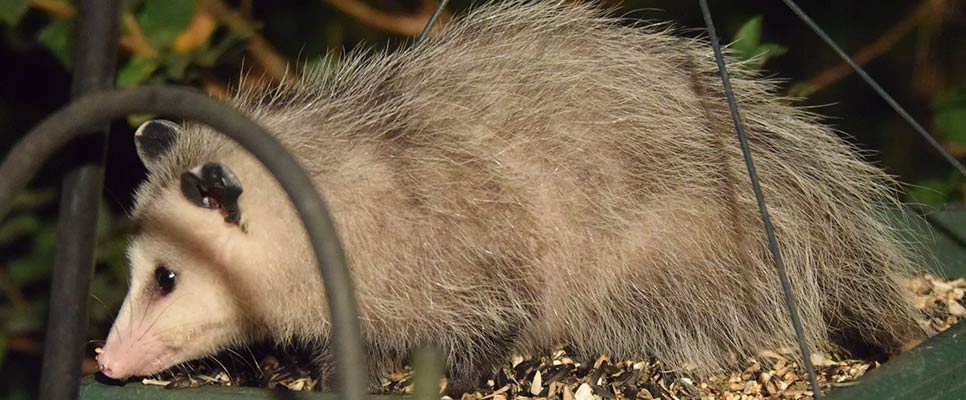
154;265;176;295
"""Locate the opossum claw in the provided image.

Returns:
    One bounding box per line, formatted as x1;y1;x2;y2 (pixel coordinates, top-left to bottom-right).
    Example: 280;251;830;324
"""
180;163;244;226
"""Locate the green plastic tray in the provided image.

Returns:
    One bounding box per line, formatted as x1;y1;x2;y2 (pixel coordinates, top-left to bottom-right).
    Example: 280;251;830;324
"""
77;208;966;399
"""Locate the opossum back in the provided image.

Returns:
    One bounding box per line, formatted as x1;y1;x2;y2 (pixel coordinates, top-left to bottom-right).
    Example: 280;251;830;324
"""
221;0;925;377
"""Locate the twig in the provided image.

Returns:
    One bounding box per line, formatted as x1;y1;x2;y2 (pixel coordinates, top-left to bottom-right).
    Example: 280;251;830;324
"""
0;264;30;310
200;0;292;82
200;75;230;99
4;335;98;373
912;0;955;99
30;1;159;59
82;358;100;375
29;0;286;83
119;11;159;59
322;0;450;37
173;7;218;54
7;336;41;354
29;0;75;18
800;0;939;97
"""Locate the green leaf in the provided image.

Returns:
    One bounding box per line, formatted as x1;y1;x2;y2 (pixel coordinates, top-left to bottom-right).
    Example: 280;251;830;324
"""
732;15;763;56
11;189;56;211
730;16;787;69
0;0;30;27
38;19;76;67
90;274;124;323
162;53;192;80
126;113;157;127
136;0;196;49
8;257;51;287
8;226;56;286
6;387;29;400
0;214;41;245
94;201;111;242
99;237;131;278
0;334;7;368
116;57;159;88
908;175;961;205
755;43;788;60
196;34;244;67
0;304;44;334
933;88;966;146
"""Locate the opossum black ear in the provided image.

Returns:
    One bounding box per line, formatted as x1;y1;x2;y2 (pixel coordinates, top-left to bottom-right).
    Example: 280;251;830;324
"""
134;119;181;170
180;163;244;226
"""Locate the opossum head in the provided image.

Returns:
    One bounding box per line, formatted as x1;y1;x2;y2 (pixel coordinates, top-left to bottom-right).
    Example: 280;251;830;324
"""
97;119;277;380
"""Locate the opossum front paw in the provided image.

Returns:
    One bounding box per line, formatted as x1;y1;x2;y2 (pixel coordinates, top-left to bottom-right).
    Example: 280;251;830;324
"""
311;351;395;393
444;361;496;397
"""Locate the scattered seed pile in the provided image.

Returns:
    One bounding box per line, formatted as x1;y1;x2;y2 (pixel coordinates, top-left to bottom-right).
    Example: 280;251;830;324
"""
122;273;963;399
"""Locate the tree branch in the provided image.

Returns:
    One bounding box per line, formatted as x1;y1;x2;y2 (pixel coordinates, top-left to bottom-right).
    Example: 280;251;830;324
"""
800;0;940;96
322;0;450;37
29;0;75;19
0;264;29;311
118;11;159;59
173;7;218;54
200;0;292;82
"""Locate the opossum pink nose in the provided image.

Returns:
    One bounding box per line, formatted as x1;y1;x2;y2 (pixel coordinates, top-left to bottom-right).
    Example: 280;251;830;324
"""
97;356;129;380
96;347;134;380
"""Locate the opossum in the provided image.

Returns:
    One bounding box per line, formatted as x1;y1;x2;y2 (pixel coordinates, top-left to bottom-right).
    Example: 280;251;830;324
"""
96;0;927;394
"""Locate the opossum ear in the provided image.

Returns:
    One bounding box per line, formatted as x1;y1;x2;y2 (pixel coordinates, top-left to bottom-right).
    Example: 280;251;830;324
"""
134;119;181;170
180;163;244;226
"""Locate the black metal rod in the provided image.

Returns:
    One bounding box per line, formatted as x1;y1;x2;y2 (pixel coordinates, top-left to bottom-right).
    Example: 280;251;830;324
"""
0;87;368;400
39;1;121;399
416;0;450;44
412;345;445;400
697;0;823;398
780;0;965;177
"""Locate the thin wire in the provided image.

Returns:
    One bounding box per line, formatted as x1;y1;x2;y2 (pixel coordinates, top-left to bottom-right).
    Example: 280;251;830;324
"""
781;0;965;177
697;0;824;398
417;0;450;44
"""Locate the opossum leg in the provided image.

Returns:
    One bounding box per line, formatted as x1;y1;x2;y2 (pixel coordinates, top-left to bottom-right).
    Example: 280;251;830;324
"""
312;342;406;393
442;259;540;395
310;325;526;394
442;328;522;396
310;348;338;390
826;293;925;361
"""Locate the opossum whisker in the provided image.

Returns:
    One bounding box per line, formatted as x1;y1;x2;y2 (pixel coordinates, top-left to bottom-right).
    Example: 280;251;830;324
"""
184;361;197;375
135;294;186;343
246;347;265;378
90;294;109;310
225;347;260;375
111;320;124;345
150;320;230;339
207;354;233;383
131;291;159;342
172;362;188;377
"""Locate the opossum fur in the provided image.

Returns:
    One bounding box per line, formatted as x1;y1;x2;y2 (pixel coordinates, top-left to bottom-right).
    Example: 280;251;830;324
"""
98;0;927;393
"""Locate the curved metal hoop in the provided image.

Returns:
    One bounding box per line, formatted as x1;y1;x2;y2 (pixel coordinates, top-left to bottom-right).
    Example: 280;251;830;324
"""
0;86;368;400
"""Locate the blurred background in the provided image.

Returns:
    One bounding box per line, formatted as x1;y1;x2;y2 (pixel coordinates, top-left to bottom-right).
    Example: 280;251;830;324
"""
0;0;963;397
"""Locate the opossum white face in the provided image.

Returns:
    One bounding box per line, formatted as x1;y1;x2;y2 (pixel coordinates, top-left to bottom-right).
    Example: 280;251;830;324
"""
98;120;259;380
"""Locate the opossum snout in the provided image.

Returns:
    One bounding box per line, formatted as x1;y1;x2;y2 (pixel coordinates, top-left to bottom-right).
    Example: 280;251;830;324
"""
96;332;174;381
96;348;132;380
